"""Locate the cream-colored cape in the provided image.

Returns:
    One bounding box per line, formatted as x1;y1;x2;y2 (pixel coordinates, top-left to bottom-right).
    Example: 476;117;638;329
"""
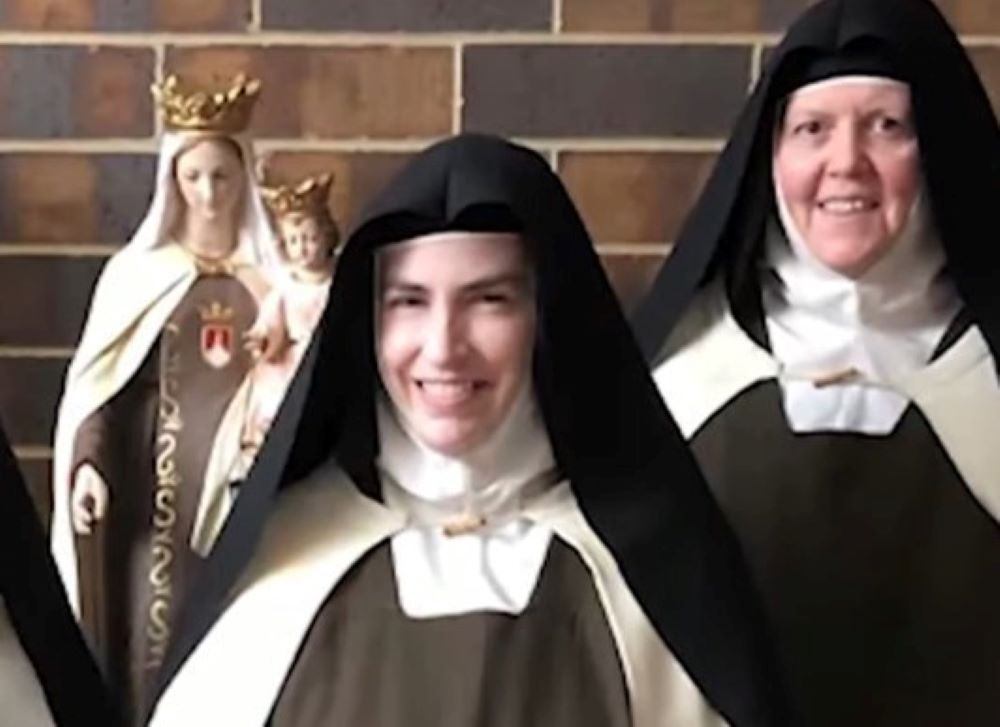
150;461;728;727
653;284;1000;522
0;598;55;726
51;244;265;611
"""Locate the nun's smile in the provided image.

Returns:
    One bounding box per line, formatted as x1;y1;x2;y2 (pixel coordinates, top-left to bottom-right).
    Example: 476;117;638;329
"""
377;231;535;456
773;77;920;277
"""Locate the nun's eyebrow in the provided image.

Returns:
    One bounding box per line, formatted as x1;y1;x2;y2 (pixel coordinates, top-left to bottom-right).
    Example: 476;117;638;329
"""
381;281;426;294
783;106;834;121
461;272;532;293
382;271;530;293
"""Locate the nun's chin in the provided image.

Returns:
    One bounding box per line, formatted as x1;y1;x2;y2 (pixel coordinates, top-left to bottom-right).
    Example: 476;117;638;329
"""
803;226;897;277
407;413;493;457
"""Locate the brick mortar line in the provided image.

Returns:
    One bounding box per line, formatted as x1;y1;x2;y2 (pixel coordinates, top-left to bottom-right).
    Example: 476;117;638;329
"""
0;138;726;153
0;31;779;47
750;43;764;88
0;242;667;256
0;244;113;256
250;0;263;32
255;137;443;152
0;139;158;153
13;446;53;460
552;0;564;33
153;44;166;137
0;138;432;153
0;346;73;358
595;243;671;255
0;31;995;47
537;137;725;152
452;43;464;134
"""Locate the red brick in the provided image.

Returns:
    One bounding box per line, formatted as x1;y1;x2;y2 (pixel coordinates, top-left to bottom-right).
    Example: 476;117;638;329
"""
564;0;761;33
0;358;66;448
0;154;154;244
0;256;105;348
261;152;414;232
151;0;251;31
78;47;155;137
970;47;1000;117
263;0;548;31
0;0;249;31
463;45;750;138
1;0;93;30
758;0;814;32
0;47;153;138
561;151;716;245
167;46;453;139
934;0;1000;35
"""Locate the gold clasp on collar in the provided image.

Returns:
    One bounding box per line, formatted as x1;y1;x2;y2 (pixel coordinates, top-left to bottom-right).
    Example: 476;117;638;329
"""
442;513;487;537
811;367;863;388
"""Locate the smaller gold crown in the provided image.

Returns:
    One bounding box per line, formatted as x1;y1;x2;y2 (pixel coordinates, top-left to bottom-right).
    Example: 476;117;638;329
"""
198;301;235;323
152;74;260;134
261;173;335;220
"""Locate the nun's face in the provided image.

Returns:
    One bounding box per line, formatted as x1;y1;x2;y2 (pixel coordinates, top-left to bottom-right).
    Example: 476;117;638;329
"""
774;79;920;277
377;232;535;456
174;138;245;225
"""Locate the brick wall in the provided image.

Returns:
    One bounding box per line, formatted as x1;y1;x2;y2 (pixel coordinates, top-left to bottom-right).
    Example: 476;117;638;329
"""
1;0;998;518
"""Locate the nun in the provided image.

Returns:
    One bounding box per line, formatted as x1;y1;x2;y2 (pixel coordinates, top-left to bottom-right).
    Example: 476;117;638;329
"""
148;134;789;726
0;421;116;725
634;0;1000;723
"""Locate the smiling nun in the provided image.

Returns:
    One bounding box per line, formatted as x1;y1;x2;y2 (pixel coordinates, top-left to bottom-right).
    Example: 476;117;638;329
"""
633;0;1000;723
148;134;789;727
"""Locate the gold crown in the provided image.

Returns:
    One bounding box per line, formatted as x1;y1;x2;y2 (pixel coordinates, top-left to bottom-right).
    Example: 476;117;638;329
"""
261;173;335;220
152;74;261;134
198;301;235;323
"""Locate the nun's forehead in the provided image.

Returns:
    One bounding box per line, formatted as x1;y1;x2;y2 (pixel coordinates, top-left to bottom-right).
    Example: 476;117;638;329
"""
375;230;530;281
788;74;910;102
387;230;523;251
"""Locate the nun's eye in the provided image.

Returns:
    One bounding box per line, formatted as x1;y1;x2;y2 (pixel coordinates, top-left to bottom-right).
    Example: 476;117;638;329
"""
871;115;910;137
385;293;426;308
791;119;824;137
478;291;512;305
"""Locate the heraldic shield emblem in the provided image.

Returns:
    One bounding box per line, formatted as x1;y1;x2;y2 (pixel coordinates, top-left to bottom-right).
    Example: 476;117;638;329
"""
199;301;235;369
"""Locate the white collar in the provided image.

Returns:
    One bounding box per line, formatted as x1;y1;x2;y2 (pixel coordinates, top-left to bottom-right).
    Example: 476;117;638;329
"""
761;180;961;433
376;388;558;617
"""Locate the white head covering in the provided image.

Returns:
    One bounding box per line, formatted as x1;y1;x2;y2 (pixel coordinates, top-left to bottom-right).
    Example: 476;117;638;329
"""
762;77;962;433
127;131;279;266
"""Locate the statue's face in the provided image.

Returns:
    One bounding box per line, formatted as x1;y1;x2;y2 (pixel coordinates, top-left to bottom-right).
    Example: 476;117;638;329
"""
174;138;245;224
774;78;920;277
281;216;331;272
376;232;536;457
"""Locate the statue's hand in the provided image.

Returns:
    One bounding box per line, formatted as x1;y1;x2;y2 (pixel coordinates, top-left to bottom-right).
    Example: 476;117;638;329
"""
243;326;268;359
71;463;109;535
244;322;289;363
